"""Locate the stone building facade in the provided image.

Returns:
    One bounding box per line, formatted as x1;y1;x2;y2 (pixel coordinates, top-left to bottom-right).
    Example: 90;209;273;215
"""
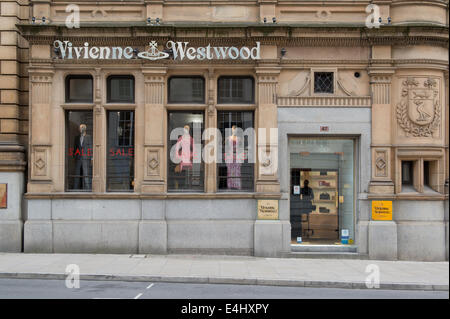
0;0;448;261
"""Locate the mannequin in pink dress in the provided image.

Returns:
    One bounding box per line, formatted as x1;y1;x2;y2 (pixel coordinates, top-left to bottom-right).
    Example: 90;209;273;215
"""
226;125;242;190
174;124;196;188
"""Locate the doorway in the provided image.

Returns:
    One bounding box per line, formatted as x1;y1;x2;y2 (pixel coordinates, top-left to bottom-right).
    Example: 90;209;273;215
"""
289;138;355;245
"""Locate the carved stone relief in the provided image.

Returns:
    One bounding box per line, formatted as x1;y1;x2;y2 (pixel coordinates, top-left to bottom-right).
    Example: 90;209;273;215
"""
396;77;441;137
374;150;388;178
146;149;161;178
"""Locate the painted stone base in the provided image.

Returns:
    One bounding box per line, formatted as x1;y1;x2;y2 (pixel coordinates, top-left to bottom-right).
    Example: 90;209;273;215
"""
0;220;22;252
368;221;398;260
0;172;24;252
24;198;259;255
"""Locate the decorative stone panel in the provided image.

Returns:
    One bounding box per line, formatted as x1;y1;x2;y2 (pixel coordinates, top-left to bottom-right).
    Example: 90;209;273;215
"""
396;76;441;138
31;146;50;180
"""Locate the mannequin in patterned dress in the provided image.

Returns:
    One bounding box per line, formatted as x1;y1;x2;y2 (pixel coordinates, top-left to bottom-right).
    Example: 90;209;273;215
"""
226;125;242;190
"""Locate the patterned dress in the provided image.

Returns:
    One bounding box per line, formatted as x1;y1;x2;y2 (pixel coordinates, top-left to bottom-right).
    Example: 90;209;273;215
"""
226;137;242;190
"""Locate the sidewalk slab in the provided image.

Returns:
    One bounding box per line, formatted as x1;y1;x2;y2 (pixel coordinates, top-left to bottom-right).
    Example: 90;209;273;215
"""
0;253;448;291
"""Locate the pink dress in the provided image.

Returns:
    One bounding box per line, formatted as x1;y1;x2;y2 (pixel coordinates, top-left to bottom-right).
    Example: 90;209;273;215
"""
175;135;195;171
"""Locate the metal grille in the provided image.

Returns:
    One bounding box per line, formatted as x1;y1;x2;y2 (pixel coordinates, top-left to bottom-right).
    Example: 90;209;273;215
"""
314;72;334;93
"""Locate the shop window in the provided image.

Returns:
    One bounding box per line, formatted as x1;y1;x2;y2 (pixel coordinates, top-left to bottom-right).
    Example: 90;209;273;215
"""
107;75;135;103
217;111;254;191
66;110;93;191
107;111;135;192
167;111;204;192
168;76;205;104
217;76;254;104
314;72;334;94
65;75;93;103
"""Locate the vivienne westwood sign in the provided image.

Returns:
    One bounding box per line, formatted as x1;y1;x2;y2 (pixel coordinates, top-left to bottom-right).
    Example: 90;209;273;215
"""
53;40;261;61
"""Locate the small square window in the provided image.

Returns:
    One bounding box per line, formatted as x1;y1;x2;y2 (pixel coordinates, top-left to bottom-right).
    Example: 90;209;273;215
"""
168;77;205;104
217;77;254;104
107;75;135;103
65;75;93;103
314;72;334;94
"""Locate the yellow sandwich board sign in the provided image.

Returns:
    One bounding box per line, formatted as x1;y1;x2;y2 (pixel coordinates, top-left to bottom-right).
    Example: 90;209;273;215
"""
372;201;393;221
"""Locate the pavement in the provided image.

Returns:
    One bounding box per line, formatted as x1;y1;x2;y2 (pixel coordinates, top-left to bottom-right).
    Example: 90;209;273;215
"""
0;253;448;291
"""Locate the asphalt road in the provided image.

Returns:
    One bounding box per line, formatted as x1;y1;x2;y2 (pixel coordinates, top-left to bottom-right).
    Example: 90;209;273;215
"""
0;278;447;299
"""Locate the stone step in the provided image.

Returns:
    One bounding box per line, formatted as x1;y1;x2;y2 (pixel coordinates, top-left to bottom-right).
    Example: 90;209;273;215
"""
282;252;368;259
291;244;357;253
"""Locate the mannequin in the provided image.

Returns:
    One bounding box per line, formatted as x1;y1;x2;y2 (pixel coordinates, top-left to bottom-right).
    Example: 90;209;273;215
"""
226;125;242;190
73;123;93;190
174;124;195;188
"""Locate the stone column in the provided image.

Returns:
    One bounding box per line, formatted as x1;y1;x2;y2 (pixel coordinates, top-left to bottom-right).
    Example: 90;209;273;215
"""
141;67;167;193
367;46;398;260
205;68;217;193
368;68;395;195
254;65;286;258
255;66;280;194
92;68;105;193
444;70;449;261
139;66;168;254
28;63;54;193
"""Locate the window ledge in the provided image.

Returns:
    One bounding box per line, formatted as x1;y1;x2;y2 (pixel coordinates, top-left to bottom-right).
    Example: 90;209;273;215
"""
24;192;282;200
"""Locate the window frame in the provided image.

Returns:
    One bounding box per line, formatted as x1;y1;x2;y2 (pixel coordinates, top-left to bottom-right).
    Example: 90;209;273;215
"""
217;76;255;105
65;74;93;103
106;75;135;104
167;110;205;193
216;110;255;192
106;110;136;192
313;71;335;94
167;76;206;104
64;109;94;192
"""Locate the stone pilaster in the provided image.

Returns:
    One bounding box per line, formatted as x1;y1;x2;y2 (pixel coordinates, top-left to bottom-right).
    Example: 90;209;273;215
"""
368;68;395;194
255;66;280;194
141;67;167;193
144;0;163;23
205;68;217;193
27;66;54;193
258;0;277;23
30;0;50;23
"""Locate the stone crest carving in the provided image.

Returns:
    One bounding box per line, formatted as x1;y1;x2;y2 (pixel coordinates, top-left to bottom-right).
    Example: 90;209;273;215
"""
396;77;440;137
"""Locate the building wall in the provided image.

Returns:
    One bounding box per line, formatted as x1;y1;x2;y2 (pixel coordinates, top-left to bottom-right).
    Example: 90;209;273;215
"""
0;0;448;260
0;0;29;251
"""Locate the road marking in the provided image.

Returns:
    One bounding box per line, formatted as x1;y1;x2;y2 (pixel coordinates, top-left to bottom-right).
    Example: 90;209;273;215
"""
146;283;154;289
134;293;143;299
